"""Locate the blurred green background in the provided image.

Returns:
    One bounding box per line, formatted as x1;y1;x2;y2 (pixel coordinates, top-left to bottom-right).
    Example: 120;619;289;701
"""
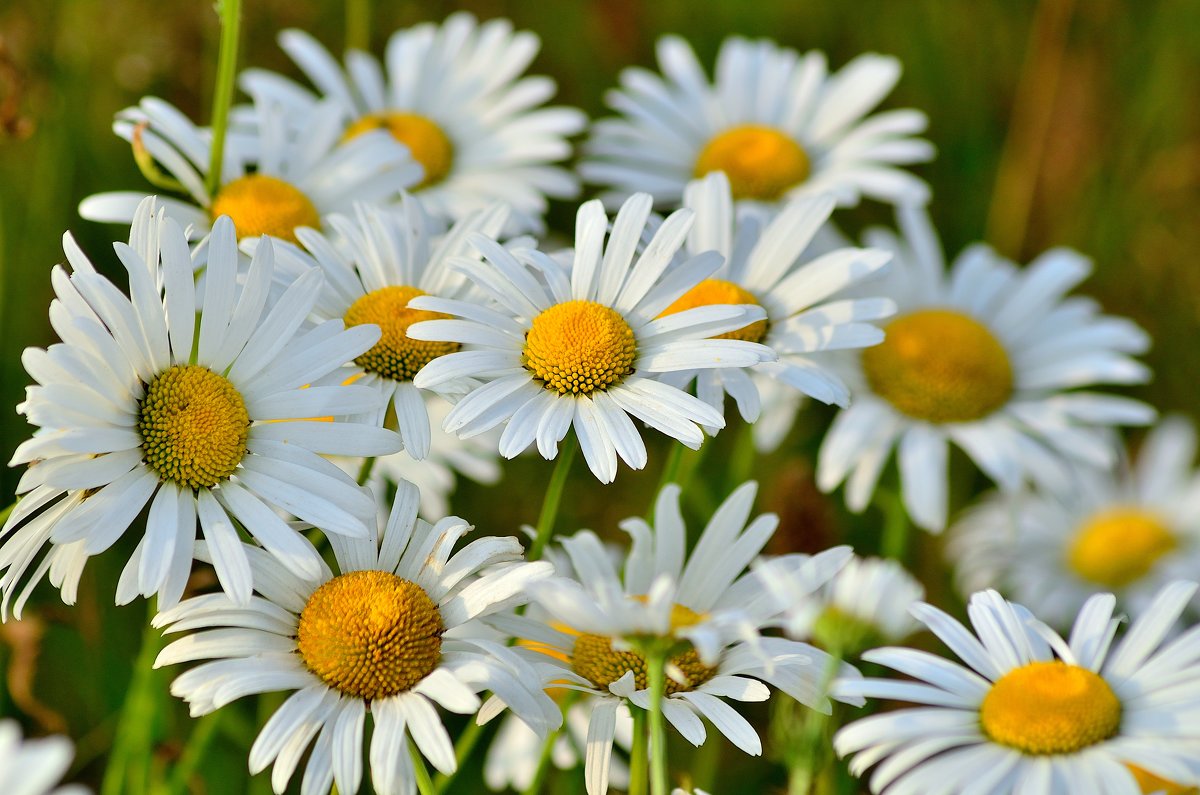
1;0;1199;792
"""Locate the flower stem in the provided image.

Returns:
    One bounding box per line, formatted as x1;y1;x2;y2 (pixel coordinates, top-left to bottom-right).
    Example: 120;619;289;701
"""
205;0;242;200
345;0;371;52
879;488;911;563
528;435;578;561
412;741;436;795
101;601;163;795
165;711;222;795
629;708;648;795
356;455;377;485
432;720;486;795
520;723;563;795
646;648;670;795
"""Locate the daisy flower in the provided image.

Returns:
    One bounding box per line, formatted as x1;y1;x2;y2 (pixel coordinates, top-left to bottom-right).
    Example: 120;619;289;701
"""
407;194;777;483
657;171;894;435
581;35;932;211
78;94;419;242
0;200;399;614
0;720;88;795
240;13;586;233
817;203;1154;531
492;481;858;795
154;479;557;795
948;416;1200;629
835;582;1200;794
759;555;924;657
249;195;509;457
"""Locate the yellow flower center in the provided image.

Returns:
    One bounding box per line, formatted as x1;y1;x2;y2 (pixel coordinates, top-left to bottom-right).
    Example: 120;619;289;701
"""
210;174;320;243
523;300;637;395
1067;509;1176;589
1129;765;1199;795
980;661;1122;755
296;569;444;701
344;112;454;189
657;279;768;343
693;125;811;201
569;601;714;695
137;365;249;489
862;309;1013;423
343;286;460;382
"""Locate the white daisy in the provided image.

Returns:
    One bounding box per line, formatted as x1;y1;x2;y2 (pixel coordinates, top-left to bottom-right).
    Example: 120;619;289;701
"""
407;194;777;483
491;481;858;795
834;582;1200;794
0;720;88;795
154;479;557;795
948;416;1200;629
816;203;1155;531
0;200;399;614
656;171;893;435
759;555;923;656
248;195;509;458
78;94;420;242
240;13;586;233
581;35;932;211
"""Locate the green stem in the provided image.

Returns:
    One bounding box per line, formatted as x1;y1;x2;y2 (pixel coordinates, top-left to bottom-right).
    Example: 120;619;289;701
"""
646;649;670;795
166;711;222;795
345;0;371;52
879;488;911;563
357;455;377;485
728;420;757;489
205;0;242;200
628;708;648;795
657;443;685;491
101;602;163;795
412;742;436;795
528;435;578;561
520;723;563;795
432;720;486;795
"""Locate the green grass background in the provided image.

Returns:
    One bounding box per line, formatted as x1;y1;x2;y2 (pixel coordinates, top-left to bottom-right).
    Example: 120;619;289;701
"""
0;1;1198;792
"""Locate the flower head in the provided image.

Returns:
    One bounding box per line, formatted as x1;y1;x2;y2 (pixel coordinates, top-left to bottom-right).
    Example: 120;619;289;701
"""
0;721;88;795
1;200;399;614
155;479;557;795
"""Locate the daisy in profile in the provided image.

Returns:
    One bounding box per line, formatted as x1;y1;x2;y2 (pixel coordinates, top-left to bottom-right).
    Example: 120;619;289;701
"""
657;171;893;436
154;479;557;795
492;482;857;795
835;582;1200;794
240;13;586;232
581;35;932;211
759;555;923;657
948;416;1200;629
408;194;776;482
817;204;1154;531
1;200;398;614
79;95;419;242
249;195;509;457
0;721;88;795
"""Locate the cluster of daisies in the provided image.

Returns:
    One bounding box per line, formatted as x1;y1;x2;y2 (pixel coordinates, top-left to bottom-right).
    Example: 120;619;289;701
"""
2;11;1199;795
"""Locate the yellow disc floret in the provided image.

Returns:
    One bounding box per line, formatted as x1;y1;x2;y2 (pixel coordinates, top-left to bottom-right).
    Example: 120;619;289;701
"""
344;112;454;189
980;661;1122;755
862;309;1013;423
1128;765;1199;795
1068;509;1176;589
296;570;444;701
210;174;320;243
137;365;249;489
657;279;768;343
343;286;459;382
571;634;716;695
523;300;637;395
694;125;810;201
